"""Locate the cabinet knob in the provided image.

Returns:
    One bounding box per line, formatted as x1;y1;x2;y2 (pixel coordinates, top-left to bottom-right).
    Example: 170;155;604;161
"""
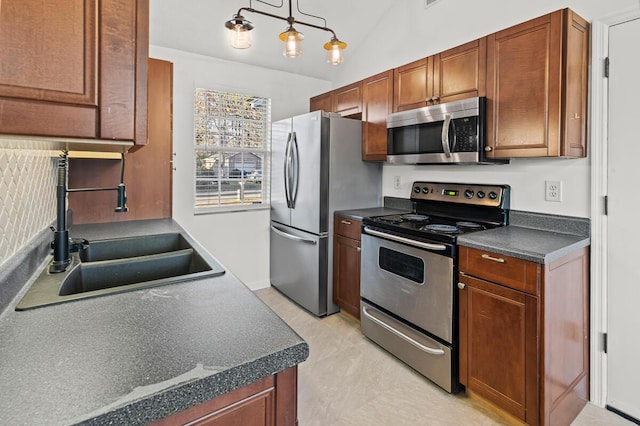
484;146;493;152
357;247;361;252
457;282;466;289
340;220;352;225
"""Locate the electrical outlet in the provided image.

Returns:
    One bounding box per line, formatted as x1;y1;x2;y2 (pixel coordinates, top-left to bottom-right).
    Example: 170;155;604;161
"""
545;180;562;202
393;176;402;189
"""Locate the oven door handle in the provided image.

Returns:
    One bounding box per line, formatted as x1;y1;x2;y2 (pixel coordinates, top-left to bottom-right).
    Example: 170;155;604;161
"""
362;306;445;356
363;227;447;251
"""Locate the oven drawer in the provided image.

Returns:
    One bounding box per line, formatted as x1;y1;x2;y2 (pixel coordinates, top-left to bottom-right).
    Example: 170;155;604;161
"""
360;300;454;393
334;215;362;240
459;246;540;295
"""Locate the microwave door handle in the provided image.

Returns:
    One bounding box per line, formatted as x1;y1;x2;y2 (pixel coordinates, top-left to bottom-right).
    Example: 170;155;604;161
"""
441;113;452;158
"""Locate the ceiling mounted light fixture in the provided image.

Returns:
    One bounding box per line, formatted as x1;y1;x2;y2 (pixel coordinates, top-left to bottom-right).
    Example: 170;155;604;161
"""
224;0;347;65
224;13;254;49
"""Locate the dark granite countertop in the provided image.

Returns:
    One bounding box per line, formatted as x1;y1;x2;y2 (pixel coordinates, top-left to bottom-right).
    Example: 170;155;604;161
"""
0;219;308;425
458;211;590;264
334;207;410;221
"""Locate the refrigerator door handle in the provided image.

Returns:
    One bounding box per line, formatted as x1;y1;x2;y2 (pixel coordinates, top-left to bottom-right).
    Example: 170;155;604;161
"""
284;132;293;208
290;132;300;208
271;225;318;245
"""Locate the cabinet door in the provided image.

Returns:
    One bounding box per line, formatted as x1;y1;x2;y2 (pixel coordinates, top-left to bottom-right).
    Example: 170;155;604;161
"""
0;0;98;138
459;274;539;424
0;0;148;143
486;9;589;159
152;367;298;426
332;81;362;117
68;58;172;224
393;57;434;112
333;234;361;319
486;11;562;158
310;92;333;113
362;70;393;161
436;38;486;104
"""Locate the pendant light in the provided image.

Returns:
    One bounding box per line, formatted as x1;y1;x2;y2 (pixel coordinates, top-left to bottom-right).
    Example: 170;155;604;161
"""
224;0;346;65
324;37;347;65
224;14;254;49
279;26;304;58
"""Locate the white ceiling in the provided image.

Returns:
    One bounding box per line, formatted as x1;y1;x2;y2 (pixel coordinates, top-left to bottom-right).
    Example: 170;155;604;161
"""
149;0;397;81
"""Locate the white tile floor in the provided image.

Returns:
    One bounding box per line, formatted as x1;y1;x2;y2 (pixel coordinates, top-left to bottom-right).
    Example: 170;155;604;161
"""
256;287;634;426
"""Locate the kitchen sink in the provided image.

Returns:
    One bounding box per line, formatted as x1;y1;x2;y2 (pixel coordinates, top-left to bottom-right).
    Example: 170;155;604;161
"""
78;233;195;262
16;233;225;310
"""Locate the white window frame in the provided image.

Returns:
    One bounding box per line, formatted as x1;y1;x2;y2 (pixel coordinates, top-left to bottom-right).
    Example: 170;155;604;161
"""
193;88;271;214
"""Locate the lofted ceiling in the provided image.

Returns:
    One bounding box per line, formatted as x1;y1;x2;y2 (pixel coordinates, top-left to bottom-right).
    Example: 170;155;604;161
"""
149;0;397;81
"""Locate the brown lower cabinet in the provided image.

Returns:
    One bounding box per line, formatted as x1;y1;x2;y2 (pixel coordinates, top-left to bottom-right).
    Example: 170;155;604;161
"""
458;246;589;425
152;366;298;426
333;215;362;319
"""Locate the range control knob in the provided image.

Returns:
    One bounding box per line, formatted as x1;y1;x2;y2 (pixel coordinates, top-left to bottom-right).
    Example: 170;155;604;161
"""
488;191;498;200
414;186;421;194
476;191;485;199
422;187;429;194
464;189;474;199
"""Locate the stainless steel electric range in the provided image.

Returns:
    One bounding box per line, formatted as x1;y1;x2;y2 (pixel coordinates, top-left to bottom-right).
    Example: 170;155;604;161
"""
359;181;510;393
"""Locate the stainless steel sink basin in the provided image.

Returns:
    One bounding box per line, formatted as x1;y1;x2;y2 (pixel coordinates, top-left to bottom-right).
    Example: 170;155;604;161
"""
16;233;225;310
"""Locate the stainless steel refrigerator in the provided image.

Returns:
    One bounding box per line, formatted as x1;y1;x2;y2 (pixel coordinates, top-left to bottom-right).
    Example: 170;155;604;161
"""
270;111;380;316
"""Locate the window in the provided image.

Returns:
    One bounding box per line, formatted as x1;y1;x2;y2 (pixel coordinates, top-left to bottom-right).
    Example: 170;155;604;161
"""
194;88;271;213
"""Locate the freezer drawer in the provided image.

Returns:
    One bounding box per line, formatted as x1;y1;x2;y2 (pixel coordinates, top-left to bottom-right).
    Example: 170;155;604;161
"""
270;223;328;316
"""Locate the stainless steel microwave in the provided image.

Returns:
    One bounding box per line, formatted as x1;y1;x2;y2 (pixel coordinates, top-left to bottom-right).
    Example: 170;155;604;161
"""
386;97;508;165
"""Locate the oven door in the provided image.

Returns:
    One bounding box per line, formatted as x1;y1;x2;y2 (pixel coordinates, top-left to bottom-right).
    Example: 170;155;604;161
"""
360;230;454;343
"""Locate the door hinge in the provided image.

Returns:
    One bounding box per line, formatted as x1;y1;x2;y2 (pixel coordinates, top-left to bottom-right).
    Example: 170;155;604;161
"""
604;195;608;215
605;57;610;78
603;332;608;354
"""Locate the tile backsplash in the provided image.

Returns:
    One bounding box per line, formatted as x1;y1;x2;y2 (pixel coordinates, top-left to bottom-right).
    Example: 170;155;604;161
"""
0;139;57;268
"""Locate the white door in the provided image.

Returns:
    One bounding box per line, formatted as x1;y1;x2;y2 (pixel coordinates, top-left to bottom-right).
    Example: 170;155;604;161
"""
607;17;640;421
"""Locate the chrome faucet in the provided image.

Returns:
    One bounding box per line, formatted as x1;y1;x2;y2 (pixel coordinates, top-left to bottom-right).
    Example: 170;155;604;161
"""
49;150;128;273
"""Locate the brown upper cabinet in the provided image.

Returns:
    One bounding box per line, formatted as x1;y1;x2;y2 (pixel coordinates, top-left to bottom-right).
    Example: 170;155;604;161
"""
485;9;589;158
393;56;434;112
310;91;333;114
362;70;393;161
0;0;149;146
332;81;362;118
393;38;486;112
310;82;362;118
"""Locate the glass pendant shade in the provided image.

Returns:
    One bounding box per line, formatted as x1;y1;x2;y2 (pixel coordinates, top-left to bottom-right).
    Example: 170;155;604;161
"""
225;14;253;49
323;38;347;66
279;27;304;58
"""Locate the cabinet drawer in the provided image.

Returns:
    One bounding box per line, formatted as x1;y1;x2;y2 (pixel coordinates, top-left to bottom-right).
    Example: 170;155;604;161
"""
459;246;540;295
334;216;362;240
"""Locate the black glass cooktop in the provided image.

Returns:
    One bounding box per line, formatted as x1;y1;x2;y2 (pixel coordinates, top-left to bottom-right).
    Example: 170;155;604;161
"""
363;213;501;244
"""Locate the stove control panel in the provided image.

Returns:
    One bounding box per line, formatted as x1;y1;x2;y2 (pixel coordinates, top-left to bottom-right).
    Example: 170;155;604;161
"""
410;182;510;208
